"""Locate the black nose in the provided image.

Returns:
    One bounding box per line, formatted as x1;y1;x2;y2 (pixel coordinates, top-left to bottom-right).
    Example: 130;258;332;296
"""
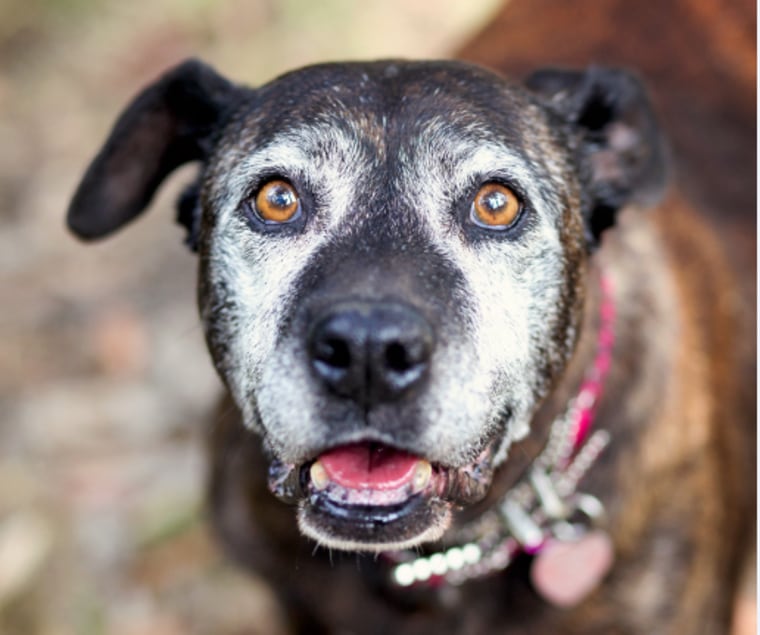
308;301;434;405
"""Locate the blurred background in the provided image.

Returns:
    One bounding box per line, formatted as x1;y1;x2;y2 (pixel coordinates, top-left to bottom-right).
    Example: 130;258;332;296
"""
0;1;755;634
0;1;501;633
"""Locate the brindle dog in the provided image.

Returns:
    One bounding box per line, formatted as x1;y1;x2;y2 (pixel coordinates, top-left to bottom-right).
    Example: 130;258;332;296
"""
67;57;753;634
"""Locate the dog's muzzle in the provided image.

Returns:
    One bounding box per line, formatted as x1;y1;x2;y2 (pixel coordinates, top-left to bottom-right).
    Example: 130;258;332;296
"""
266;300;497;551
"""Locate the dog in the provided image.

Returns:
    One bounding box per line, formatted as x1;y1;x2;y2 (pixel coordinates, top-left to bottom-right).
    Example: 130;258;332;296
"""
66;57;754;634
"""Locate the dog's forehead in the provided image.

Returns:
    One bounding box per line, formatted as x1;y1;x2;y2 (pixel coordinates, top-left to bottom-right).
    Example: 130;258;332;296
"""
241;60;540;148
206;59;567;214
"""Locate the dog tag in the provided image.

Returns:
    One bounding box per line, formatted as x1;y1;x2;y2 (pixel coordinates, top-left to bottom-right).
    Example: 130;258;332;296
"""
530;529;614;608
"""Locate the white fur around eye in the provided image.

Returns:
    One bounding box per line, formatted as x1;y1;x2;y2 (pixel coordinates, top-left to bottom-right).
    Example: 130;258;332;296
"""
385;124;570;463
203;125;375;456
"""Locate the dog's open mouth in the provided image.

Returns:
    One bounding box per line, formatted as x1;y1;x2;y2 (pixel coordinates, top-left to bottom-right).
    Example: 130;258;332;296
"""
268;441;495;552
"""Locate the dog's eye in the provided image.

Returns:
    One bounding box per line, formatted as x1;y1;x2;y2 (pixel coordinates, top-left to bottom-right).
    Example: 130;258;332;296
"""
470;183;521;229
254;180;301;223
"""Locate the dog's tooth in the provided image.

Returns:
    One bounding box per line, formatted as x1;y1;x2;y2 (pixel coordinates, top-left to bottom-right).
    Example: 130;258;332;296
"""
310;461;330;491
411;460;433;493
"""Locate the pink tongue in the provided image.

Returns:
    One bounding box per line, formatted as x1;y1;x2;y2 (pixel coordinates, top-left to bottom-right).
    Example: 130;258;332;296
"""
318;443;419;490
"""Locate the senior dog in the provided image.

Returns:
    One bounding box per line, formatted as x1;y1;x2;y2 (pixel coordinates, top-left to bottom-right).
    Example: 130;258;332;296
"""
67;52;753;634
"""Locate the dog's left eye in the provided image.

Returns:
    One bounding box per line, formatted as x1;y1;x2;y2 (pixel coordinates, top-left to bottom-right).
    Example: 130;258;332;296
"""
253;179;302;224
470;183;522;229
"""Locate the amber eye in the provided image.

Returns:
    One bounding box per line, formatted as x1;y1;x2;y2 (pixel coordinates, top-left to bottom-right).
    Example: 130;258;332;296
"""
470;183;522;229
254;179;301;223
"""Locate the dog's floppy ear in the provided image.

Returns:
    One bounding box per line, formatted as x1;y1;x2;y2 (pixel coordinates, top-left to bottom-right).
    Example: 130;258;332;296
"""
67;58;240;240
526;67;667;242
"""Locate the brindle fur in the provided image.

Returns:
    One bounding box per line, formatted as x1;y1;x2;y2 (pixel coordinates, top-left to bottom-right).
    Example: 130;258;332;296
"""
67;27;753;635
206;195;750;635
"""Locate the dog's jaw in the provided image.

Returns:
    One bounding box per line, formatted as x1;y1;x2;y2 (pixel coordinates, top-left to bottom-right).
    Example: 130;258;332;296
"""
268;442;497;552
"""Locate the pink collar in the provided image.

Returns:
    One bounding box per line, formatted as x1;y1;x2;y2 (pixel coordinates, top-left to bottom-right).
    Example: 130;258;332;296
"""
388;275;616;604
566;274;615;456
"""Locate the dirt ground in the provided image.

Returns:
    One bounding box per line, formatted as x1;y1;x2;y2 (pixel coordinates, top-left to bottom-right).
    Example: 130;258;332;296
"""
0;1;754;634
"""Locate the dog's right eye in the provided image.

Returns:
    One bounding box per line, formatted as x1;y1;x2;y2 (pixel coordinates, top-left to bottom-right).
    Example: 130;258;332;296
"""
253;180;302;224
470;183;522;230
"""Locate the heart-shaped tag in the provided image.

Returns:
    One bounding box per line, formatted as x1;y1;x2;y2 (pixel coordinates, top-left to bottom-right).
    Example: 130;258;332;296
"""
530;530;614;608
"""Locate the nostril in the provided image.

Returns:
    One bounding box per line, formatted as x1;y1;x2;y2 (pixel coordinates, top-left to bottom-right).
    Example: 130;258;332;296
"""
385;342;412;373
309;309;369;399
315;337;352;369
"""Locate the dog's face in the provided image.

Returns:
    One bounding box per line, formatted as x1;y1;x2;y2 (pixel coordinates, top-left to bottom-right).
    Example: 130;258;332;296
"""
199;62;589;550
68;59;663;552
